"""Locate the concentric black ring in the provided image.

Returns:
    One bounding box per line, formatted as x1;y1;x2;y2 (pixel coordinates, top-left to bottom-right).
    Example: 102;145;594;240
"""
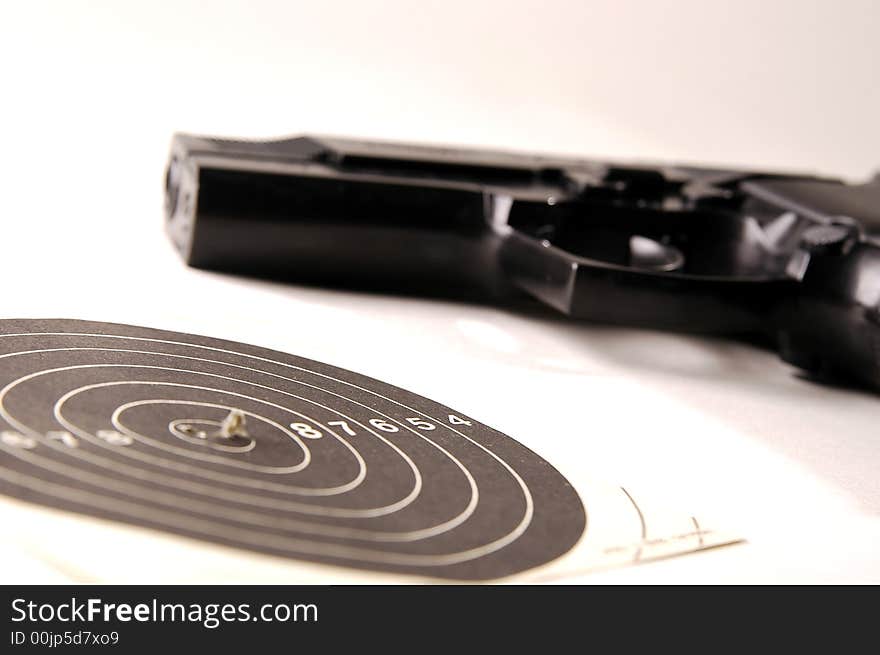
0;319;585;580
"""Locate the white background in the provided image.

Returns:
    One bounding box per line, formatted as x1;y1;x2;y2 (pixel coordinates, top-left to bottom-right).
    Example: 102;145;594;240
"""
0;1;878;582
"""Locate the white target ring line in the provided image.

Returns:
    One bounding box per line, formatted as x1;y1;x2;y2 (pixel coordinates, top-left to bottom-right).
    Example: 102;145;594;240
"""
0;333;535;565
0;367;479;546
116;402;291;471
0;343;526;562
2;391;463;544
2;368;461;523
167;416;257;454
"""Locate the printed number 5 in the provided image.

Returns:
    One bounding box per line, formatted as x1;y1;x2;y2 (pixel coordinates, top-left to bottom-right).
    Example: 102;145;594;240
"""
405;417;435;430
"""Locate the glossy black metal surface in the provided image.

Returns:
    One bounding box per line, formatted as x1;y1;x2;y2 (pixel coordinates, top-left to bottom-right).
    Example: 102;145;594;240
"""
165;134;880;391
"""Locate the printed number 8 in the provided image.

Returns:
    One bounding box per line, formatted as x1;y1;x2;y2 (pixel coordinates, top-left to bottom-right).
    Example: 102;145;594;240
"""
290;422;323;439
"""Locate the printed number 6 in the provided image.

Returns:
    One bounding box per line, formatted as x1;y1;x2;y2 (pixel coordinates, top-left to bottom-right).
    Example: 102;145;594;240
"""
368;418;399;433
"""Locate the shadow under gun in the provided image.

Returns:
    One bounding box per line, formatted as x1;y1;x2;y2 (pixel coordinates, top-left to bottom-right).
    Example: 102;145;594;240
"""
165;134;880;391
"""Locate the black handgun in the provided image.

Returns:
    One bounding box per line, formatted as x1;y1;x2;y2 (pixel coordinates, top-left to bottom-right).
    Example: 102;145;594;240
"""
164;134;880;391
